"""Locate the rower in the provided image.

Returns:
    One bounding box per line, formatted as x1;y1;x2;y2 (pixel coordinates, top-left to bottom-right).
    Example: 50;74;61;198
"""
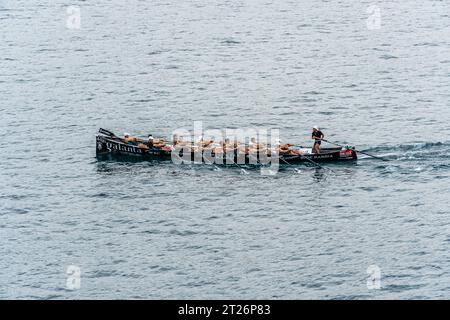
148;134;154;148
153;138;166;148
222;139;228;150
124;132;137;144
273;139;302;155
235;141;247;154
221;138;233;154
197;135;213;148
172;135;188;147
272;139;287;154
211;141;224;156
249;137;257;149
278;144;291;154
172;134;179;146
145;134;165;149
271;138;281;154
249;137;265;150
312;126;324;154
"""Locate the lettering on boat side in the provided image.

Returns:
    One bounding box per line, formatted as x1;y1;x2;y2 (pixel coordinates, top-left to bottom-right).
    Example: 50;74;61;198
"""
313;154;332;159
106;142;142;154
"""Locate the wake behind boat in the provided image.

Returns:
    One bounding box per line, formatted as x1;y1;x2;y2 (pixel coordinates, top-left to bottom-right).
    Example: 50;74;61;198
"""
96;128;358;165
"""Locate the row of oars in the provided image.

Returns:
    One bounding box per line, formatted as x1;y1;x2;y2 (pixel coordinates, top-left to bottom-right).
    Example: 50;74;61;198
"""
212;138;388;174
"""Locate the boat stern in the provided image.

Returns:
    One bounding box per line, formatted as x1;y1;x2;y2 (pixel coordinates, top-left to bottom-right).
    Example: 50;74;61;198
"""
339;148;357;160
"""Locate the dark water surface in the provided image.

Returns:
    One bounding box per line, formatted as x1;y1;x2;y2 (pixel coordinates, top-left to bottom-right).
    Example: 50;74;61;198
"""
1;1;449;299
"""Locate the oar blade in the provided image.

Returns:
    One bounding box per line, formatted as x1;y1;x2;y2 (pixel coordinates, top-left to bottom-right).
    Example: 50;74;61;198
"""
358;151;388;161
324;139;387;162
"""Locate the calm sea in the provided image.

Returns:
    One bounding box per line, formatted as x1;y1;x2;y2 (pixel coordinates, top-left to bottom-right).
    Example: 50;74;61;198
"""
1;0;449;299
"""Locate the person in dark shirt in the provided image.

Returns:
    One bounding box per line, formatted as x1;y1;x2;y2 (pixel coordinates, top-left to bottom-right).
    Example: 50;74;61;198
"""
147;134;154;148
312;126;324;153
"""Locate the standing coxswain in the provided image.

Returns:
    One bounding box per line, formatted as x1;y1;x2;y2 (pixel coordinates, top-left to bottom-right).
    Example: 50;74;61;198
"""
312;126;324;154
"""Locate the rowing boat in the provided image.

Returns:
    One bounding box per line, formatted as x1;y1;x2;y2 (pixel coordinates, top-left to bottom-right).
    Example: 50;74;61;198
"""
96;128;357;164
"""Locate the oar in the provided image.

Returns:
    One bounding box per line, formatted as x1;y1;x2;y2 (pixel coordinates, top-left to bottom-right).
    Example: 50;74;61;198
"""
321;139;388;161
279;157;294;166
202;155;222;171
247;152;265;166
302;155;336;173
280;155;333;172
225;154;249;174
301;155;325;170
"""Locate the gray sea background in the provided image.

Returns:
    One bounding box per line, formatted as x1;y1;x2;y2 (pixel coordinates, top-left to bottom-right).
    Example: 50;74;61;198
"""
1;0;449;299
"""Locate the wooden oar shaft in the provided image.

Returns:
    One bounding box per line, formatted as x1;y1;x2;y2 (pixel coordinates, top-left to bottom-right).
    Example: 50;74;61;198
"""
280;155;330;172
300;156;324;169
356;150;387;161
322;139;387;161
224;155;248;173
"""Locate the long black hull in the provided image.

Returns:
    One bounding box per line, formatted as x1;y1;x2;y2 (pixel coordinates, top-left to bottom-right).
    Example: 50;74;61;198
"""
96;133;357;165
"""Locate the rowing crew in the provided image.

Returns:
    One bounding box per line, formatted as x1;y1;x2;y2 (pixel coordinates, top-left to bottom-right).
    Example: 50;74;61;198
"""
188;137;306;156
123;126;326;155
124;133;170;150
